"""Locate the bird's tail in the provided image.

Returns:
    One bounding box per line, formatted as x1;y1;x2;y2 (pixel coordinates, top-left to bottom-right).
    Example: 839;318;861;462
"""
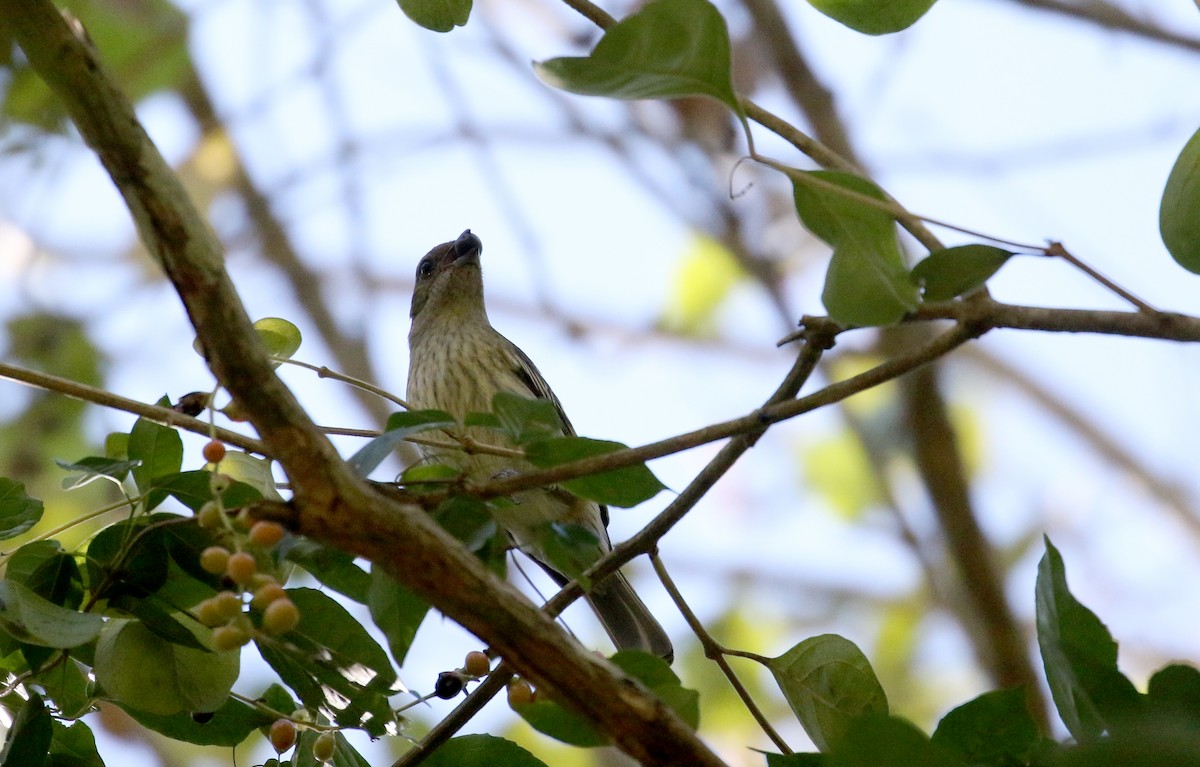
587;570;674;663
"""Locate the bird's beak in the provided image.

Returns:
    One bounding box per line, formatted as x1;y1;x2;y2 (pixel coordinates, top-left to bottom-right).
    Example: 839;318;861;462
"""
452;229;483;265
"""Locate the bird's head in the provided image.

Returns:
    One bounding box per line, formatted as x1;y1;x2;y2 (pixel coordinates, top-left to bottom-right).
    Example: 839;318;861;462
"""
409;229;486;330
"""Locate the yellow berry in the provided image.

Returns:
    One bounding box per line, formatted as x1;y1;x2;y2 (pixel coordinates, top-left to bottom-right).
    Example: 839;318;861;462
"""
269;718;297;753
202;440;226;464
251;582;288;611
197;501;223;529
249;520;286;548
225;551;257;585
312;731;336;762
199;546;231;576
212;624;251;652
507;678;534;708
262;598;300;635
463;651;490;677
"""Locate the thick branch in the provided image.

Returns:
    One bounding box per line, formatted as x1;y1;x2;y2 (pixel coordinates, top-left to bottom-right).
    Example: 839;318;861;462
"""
1;5;724;764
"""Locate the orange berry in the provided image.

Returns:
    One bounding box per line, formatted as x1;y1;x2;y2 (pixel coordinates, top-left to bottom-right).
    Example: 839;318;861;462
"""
202;440;226;464
262;598;300;635
249;520;286;548
268;718;297;753
507;678;534;708
463;651;490;677
199;546;231;576
312;731;336;762
225;551;257;584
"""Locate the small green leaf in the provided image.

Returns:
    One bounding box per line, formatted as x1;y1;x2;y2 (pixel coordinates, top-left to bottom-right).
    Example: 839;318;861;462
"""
0;693;52;767
209;451;281;501
348;410;456;478
829;714;959;766
367;566;429;667
48;720;105;767
0;580;103;648
84;517;170;600
611;650;700;729
128;407;184;507
525;437;665;508
930;687;1038;763
1036;537;1142;742
1160;125;1200;273
120;694;271;746
33;657;92;719
396;0;472;31
489;392;563;445
55;456;141;490
432;496;500;553
6;541;83;610
514;696;608;747
535;0;743;117
1147;664;1200;727
790;171;917;326
0;478;44;541
282;539;371;603
255;588;399;737
911;245;1014;301
423;735;549;767
808;0;938;35
253;317;303;361
400;463;462;486
534;523;602;587
767;634;888;752
765;753;826;766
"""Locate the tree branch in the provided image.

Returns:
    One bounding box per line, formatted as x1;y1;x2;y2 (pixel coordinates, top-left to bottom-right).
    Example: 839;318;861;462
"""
0;5;725;765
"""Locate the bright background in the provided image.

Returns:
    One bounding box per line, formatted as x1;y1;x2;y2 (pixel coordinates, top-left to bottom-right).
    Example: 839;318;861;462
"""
3;0;1200;764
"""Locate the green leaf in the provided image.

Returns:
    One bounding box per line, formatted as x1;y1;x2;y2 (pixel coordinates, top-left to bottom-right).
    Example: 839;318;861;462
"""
128;407;184;508
808;0;938;35
910;245;1014;301
611;650;700;729
0;477;44;541
790;171;917;326
94;618;239;716
1036;536;1142;742
1147;664;1200;727
767;634;888;752
534;523;601;586
828;714;959;766
48;720;105;767
513;696;608;747
765;753;826;766
32;657;93;720
255;588;399;737
282;538;371;603
253;317;303;361
207;451;281;501
0;580;103;648
395;0;472;32
489;392;564;445
534;0;743;117
0;692;52;767
348;410;456;478
422;734;549;767
7;542;83;610
367;566;429;667
525;437;665;508
55;456;141;491
156;470;263;513
84;517;170;600
1160;125;1200;273
662;234;745;335
120;694;271;746
930;687;1038;763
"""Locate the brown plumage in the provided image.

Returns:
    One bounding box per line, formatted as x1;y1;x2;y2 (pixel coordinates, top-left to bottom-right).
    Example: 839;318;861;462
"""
406;230;673;662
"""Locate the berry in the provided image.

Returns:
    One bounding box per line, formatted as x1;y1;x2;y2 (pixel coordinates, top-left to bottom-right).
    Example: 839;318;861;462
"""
463;651;490;677
434;672;464;699
251;582;288;610
197;591;243;627
210;473;232;494
197;501;223;529
249;520;286;548
312;731;336;762
269;718;297;753
199;546;231;576
225;551;257;584
262;598;301;635
202;440;226;464
212;624;251;652
507;678;534;708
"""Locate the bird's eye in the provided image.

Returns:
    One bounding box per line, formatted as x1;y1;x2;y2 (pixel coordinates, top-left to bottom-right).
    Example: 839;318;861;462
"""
416;257;434;280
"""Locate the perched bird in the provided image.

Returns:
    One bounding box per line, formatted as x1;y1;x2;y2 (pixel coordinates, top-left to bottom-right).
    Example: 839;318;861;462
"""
407;229;673;661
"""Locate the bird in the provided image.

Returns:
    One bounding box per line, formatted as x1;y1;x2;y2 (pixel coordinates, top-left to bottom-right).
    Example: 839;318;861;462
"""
406;229;673;662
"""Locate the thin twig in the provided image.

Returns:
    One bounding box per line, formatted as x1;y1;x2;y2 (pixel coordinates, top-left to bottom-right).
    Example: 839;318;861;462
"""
1044;241;1160;314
